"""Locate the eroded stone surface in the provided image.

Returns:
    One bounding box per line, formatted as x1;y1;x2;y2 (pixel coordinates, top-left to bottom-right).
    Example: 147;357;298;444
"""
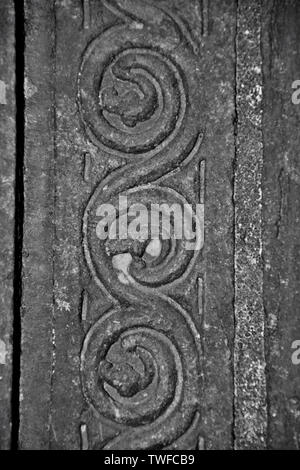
20;0;57;450
234;0;267;450
262;0;300;449
0;0;15;450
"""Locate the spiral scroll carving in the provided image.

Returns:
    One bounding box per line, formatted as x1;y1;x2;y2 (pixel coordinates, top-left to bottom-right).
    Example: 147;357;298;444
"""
79;0;205;450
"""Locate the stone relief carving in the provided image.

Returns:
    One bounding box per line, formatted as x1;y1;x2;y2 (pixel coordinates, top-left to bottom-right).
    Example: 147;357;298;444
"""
77;0;206;450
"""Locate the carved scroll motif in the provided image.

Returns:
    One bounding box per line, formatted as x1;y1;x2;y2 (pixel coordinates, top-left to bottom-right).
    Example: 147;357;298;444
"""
78;0;206;450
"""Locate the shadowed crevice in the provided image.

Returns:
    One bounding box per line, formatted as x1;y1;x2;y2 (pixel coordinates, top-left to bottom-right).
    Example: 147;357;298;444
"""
11;0;25;450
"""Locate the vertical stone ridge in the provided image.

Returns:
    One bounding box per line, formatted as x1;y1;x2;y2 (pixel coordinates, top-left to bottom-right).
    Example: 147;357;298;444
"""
49;0;57;448
0;0;16;450
20;0;57;449
82;0;90;30
234;0;267;449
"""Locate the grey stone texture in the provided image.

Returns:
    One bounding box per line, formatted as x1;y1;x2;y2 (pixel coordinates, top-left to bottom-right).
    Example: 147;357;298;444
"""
0;0;299;450
20;0;57;449
262;0;300;449
234;0;267;449
0;0;15;450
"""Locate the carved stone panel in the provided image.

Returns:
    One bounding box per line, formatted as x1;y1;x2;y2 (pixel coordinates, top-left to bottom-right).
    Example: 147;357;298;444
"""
21;0;236;450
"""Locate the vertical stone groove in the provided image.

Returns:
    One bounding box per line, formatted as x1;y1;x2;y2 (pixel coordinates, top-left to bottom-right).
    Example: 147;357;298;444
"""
11;0;25;450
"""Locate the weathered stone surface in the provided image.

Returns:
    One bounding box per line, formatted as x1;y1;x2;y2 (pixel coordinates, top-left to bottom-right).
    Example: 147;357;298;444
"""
20;0;56;449
262;0;300;449
199;0;236;449
0;0;15;450
234;0;267;449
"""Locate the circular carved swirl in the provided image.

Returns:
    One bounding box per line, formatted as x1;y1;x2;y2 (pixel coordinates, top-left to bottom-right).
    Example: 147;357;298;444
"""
78;42;186;157
81;297;201;450
84;184;202;302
